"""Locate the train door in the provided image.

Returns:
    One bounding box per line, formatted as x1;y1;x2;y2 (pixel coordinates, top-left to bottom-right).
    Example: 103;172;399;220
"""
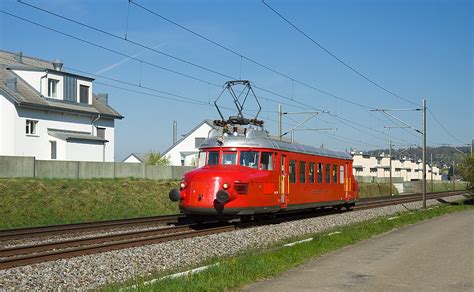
280;154;288;209
344;163;350;200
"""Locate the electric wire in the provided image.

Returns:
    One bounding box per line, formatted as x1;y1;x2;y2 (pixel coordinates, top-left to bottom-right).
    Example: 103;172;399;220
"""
128;0;374;110
261;0;421;107
1;9;438;147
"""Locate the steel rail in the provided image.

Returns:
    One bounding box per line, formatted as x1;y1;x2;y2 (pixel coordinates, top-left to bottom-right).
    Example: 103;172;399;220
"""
0;190;464;270
0;225;234;270
0;214;183;241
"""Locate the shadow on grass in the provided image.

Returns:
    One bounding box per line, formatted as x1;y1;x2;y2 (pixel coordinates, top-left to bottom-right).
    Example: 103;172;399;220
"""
436;195;474;206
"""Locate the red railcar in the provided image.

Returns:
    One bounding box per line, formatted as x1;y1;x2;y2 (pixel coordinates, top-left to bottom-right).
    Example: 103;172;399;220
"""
169;127;358;218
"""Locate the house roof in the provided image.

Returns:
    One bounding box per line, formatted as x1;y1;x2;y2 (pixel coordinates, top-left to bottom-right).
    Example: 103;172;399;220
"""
123;153;150;163
48;128;108;143
162;120;216;155
0;50;123;119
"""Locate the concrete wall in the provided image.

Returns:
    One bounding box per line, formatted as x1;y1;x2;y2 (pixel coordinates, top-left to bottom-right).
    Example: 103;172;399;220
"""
0;155;195;180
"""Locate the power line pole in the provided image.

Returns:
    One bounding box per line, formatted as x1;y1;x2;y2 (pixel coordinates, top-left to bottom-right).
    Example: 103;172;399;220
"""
278;104;282;141
372;100;425;207
389;140;393;196
452;161;455;190
430;153;433;192
422;98;427;209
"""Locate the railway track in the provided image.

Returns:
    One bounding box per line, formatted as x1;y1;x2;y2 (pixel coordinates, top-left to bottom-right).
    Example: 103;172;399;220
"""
0;214;183;241
0;190;465;270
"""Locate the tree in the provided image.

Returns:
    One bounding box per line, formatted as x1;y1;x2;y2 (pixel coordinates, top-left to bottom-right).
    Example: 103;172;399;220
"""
458;154;474;194
147;152;170;166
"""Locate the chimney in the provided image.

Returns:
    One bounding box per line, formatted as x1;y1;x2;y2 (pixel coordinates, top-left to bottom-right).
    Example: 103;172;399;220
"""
14;52;23;63
52;58;63;71
6;78;17;92
173;120;178;144
96;93;109;105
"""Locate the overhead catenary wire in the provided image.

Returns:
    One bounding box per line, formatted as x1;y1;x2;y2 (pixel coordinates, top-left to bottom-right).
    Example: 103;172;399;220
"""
1;9;433;147
0;10;308;112
261;0;421;107
427;108;465;145
128;0;374;110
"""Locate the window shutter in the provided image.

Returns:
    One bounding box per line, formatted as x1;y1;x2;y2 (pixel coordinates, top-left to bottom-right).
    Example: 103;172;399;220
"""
63;75;77;102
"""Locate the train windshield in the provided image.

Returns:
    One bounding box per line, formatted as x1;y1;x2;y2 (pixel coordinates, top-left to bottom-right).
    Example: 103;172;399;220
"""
222;152;237;165
240;151;260;169
207;151;219;165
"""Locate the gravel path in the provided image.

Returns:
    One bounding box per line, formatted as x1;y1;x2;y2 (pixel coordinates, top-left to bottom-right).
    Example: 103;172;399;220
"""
0;195;465;290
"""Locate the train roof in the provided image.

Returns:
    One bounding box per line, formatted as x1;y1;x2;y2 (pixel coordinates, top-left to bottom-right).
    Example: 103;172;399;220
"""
199;128;353;160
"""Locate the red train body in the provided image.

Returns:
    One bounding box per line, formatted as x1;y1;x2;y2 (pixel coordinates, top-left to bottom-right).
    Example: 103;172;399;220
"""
169;128;358;218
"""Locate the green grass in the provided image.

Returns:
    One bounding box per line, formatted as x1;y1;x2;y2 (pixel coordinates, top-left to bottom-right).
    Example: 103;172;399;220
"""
358;182;398;198
0;178;180;230
108;200;472;291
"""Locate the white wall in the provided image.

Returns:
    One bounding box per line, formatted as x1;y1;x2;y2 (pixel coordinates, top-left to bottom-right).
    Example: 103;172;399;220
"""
0;94;15;155
352;153;441;181
9;107;115;161
123;155;142;163
13;69;92;104
66;141;104;161
165;122;213;166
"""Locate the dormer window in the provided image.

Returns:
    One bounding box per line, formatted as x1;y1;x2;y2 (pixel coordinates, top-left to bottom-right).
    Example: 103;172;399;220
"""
48;78;59;98
80;85;89;104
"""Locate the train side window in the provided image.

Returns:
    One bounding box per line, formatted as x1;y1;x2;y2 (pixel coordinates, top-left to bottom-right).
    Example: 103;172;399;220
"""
197;151;206;167
317;163;323;183
339;165;344;184
325;164;331;183
222;152;237;165
333;164;338;183
299;161;306;183
207;151;219;165
289;160;296;183
260;152;273;170
309;162;315;183
240;151;260;169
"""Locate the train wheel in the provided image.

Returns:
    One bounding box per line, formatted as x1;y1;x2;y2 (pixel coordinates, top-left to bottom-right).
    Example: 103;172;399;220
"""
345;204;353;211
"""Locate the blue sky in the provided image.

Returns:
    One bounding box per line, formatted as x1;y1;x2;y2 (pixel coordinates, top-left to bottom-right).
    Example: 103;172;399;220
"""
1;0;472;160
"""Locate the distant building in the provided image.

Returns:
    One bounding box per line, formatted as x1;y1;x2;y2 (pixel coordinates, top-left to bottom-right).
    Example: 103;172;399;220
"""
162;120;215;166
0;50;123;161
122;153;150;163
351;152;442;181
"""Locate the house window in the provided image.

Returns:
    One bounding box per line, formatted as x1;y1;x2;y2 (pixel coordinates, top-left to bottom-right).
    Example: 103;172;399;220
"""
79;85;89;103
48;79;59;98
289;160;296;183
50;141;57;159
299;161;306;183
25;120;38;135
195;137;205;148
96;127;106;139
308;162;315;183
370;168;377;173
63;75;77;102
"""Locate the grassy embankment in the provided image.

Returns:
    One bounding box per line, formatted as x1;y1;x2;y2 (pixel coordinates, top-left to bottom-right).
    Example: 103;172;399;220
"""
0;178;179;230
0;178;466;229
110;200;473;291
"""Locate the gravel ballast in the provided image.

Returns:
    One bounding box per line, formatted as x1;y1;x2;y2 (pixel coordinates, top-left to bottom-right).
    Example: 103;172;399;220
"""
0;195;466;290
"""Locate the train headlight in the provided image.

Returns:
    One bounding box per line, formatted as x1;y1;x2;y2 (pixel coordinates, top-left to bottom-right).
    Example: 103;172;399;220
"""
222;182;230;190
180;182;186;190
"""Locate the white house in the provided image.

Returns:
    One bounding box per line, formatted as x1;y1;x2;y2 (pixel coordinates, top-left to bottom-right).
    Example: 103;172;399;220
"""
162;120;215;166
122;153;150;163
0;50;123;161
352;152;442;181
